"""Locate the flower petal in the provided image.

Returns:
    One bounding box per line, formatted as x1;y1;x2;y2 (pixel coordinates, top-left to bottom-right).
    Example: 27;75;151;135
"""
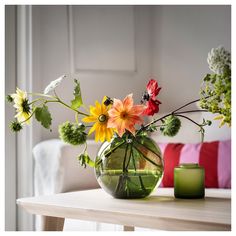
116;121;126;137
113;98;123;112
107;94;146;136
95;124;101;142
123;94;133;111
108;108;120;117
143;99;160;116
88;122;98;135
95;100;102;112
129;105;146;116
106;128;113;142
107;117;119;128
100;125;106;142
101;96;108;113
90;105;100;116
44;75;66;94
82;115;97;123
147;79;161;97
125;123;136;136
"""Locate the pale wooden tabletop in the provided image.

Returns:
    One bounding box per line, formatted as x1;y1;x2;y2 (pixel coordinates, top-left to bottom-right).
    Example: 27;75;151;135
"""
17;188;231;231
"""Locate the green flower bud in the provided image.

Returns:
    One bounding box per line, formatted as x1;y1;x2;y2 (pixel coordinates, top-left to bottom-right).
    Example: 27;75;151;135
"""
77;123;86;132
206;120;212;126
59;121;87;145
6;95;14;103
160;115;181;137
9;120;23;132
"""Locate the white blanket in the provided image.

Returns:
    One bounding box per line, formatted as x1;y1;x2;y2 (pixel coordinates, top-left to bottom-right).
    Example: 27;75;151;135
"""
33;139;100;231
33;139;100;196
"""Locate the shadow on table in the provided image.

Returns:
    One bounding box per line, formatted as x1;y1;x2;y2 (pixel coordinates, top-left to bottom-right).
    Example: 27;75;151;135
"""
132;196;230;204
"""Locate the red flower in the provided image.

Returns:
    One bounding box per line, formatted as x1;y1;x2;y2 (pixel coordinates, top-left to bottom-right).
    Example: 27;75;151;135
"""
142;79;162;116
147;79;161;98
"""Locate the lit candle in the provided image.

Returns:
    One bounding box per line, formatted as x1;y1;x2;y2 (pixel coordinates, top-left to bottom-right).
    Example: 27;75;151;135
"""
174;163;205;199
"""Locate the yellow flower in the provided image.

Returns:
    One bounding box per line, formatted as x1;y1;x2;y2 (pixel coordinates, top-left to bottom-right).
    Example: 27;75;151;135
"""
11;88;31;124
82;96;114;142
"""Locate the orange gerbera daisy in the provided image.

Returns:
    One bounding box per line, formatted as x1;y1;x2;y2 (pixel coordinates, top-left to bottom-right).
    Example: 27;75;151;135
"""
107;94;146;137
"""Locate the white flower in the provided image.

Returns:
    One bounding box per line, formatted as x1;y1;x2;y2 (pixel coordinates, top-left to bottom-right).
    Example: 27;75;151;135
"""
44;75;66;94
207;46;231;75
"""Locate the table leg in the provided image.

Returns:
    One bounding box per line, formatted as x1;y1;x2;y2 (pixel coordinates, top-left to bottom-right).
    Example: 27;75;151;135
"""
41;216;65;231
123;225;135;231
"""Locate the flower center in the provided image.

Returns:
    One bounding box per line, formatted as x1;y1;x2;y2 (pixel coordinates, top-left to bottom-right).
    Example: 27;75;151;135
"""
142;91;150;101
22;99;31;114
120;111;128;120
98;114;107;123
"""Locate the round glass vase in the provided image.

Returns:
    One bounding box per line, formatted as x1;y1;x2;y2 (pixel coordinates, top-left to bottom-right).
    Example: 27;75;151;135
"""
95;135;164;199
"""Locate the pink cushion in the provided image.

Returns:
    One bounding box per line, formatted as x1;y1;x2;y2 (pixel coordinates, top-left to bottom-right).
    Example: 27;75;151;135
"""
158;140;231;188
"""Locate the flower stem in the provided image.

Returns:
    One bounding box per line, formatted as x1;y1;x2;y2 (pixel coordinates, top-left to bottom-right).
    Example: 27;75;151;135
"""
125;143;133;171
171;98;202;113
176;114;206;142
29;98;47;105
75;112;79;124
56;98;89;117
138;97;211;134
175;114;202;128
174;109;208;115
28;92;55;99
122;144;129;173
82;141;88;154
20;110;36;124
137;113;171;134
133;141;162;169
171;96;210;113
104;140;126;158
130;148;147;192
30;90;89;117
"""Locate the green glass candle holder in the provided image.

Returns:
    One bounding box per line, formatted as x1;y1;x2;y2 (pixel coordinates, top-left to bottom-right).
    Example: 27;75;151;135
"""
174;163;205;199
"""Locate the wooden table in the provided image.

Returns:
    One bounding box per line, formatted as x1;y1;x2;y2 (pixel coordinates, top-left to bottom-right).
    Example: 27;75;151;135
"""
17;188;231;231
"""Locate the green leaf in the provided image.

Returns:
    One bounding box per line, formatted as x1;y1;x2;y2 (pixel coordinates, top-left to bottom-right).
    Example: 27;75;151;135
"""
77;151;95;168
71;79;83;109
35;105;52;129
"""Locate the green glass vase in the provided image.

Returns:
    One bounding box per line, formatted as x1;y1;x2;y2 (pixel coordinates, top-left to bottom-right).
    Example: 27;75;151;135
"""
95;135;164;199
174;163;205;199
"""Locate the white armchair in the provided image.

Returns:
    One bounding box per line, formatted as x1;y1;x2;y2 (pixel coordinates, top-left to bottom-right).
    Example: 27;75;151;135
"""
33;139;100;196
33;139;101;231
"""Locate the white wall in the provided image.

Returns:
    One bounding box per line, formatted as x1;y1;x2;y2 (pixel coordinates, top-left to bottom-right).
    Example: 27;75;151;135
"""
5;5;17;231
152;5;231;113
32;5;231;142
33;6;153;140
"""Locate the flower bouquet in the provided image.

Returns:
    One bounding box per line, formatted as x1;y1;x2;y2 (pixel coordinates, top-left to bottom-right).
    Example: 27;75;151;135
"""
7;46;231;199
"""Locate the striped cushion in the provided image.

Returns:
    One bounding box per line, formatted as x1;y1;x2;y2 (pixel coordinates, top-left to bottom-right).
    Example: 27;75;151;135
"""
158;140;231;188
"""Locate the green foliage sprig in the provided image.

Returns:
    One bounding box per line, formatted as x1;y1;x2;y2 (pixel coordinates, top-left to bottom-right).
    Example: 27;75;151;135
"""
77;151;95;168
200;46;231;127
